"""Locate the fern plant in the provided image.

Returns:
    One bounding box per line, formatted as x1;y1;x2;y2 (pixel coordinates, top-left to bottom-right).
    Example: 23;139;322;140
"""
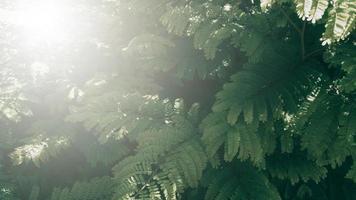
112;100;207;199
0;0;355;199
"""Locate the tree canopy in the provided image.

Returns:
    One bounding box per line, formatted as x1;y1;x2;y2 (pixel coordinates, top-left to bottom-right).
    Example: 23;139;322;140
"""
0;0;355;199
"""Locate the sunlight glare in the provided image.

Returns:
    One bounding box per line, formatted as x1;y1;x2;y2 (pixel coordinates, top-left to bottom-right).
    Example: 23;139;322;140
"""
14;1;72;44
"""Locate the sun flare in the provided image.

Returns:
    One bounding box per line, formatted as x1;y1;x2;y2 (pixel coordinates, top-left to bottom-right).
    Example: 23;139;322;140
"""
14;1;73;44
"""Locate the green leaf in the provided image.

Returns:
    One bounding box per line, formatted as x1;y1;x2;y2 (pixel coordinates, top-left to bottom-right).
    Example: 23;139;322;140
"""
322;0;356;45
205;163;281;200
295;0;329;22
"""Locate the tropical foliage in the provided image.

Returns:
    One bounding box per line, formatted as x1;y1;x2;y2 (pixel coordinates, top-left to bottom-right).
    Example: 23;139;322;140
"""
0;0;355;199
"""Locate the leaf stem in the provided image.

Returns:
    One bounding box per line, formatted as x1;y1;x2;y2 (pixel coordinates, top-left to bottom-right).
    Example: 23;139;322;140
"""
280;7;306;61
279;7;302;34
304;48;324;60
301;22;306;60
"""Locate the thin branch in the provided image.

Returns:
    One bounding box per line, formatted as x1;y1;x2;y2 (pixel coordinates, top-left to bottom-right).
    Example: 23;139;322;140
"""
279;7;302;34
301;22;306;60
304;48;324;60
279;7;306;61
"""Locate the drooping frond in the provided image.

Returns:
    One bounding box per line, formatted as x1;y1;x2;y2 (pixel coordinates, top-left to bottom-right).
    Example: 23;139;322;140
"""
300;95;341;161
321;0;356;45
201;112;265;166
266;152;327;184
67;93;166;142
204;162;281;200
0;69;33;122
260;0;355;44
113;101;207;199
328;103;356;167
161;2;242;60
295;0;329;22
77;139;131;167
230;13;282;64
325;41;356;92
260;0;275;11
212;59;320;127
201;55;323;166
50;176;115;200
161;5;192;36
298;92;356;167
9;136;70;167
346;161;356;182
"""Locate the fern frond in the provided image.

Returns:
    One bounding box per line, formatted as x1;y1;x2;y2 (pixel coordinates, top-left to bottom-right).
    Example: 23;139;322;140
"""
204;163;281;200
300;93;355;167
322;0;356;45
114;138;207;199
161;6;192;36
212;60;319;127
201;112;229;159
77;139;131;167
300;95;340;161
9;136;70;167
261;0;275;11
161;2;242;60
259;121;278;155
113;101;207;199
231;11;295;64
346;161;356;182
67;93;167;141
295;0;329;22
266;152;327;184
50;176;115;200
325;42;356;92
201;49;323;165
201;113;264;166
0;69;32;122
280;131;295;153
326;104;356;167
193;21;236;59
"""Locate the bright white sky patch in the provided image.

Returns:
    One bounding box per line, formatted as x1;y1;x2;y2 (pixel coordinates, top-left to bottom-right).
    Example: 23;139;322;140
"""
31;62;49;80
14;1;72;44
0;0;81;46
